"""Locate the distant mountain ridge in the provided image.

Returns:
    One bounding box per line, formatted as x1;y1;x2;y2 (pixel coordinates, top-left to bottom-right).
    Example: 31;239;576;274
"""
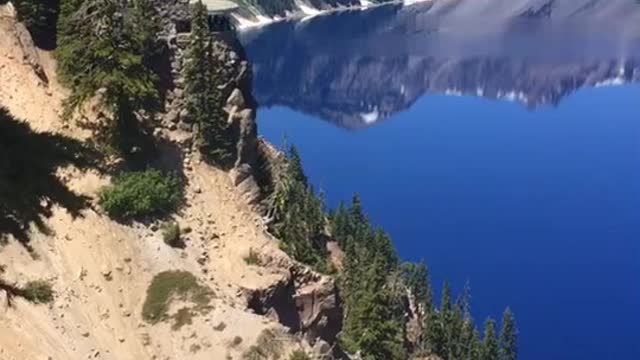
231;0;392;26
240;0;640;129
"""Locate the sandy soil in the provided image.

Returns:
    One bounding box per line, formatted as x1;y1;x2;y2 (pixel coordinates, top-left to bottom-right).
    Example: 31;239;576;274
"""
0;4;308;359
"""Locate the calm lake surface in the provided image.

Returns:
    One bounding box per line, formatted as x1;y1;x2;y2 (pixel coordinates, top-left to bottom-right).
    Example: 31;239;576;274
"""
240;2;640;359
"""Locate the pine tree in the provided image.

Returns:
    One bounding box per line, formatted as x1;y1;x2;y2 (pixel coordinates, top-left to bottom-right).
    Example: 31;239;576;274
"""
330;201;352;250
425;305;445;356
130;0;162;66
350;193;368;228
481;318;499;360
499;308;518;360
372;228;398;271
468;328;483;360
56;0;160;159
287;145;307;187
183;0;233;166
341;256;405;360
403;261;433;313
440;281;455;358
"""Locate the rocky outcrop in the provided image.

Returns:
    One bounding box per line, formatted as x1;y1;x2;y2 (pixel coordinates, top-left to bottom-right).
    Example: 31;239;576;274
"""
241;0;640;129
157;1;264;204
244;260;343;345
1;3;47;85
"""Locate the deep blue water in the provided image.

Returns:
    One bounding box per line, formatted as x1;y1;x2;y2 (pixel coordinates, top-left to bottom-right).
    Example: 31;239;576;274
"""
240;3;640;359
257;86;640;360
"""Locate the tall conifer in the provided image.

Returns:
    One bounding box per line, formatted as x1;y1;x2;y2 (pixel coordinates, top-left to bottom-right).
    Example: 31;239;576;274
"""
499;308;518;360
482;318;499;360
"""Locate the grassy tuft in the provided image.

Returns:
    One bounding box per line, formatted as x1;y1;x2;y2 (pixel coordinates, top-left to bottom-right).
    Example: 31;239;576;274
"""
243;248;261;266
162;222;182;248
142;270;213;326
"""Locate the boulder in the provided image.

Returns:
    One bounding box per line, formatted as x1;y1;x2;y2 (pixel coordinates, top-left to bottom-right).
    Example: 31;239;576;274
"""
230;108;258;168
236;174;261;205
13;22;47;84
229;163;252;187
226;88;246;111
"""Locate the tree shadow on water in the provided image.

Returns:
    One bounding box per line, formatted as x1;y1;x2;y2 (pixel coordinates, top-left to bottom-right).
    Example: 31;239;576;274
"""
0;107;102;251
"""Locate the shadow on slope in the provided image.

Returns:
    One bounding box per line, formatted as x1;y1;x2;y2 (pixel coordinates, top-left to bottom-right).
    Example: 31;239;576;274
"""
0;107;102;251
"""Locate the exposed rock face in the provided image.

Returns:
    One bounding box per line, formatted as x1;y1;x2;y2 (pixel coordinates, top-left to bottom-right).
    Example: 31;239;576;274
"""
245;261;343;344
241;0;640;129
2;3;48;86
157;2;263;203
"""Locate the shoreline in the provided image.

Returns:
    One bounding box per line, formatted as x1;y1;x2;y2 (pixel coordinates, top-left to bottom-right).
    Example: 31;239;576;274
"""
232;0;433;30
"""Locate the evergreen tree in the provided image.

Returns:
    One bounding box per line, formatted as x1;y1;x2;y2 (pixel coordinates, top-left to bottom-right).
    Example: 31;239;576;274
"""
499;308;518;360
439;281;454;358
330;201;351;249
468;328;483;360
341;256;405;360
130;0;162;66
56;0;160;159
402;261;433;313
481;318;499;360
372;228;398;271
183;0;233;166
287;145;307;187
425;305;446;356
350;193;368;229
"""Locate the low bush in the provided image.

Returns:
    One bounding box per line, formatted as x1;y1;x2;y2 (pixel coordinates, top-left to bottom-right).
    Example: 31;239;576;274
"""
162;222;182;248
98;170;181;220
142;270;212;325
243;248;260;266
21;280;54;303
242;329;285;359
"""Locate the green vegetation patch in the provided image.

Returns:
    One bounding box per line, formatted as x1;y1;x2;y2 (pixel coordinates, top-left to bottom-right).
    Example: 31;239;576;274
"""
242;328;286;359
162;221;182;248
243;248;261;266
288;350;311;360
98;170;181;220
142;270;213;326
20;280;55;304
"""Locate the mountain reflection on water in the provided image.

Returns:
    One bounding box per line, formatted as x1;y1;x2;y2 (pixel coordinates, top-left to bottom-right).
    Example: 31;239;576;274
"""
240;1;640;129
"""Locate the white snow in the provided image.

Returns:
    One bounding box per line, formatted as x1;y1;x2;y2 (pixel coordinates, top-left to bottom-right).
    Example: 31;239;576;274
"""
360;109;380;124
594;77;626;87
444;88;463;96
298;3;321;15
496;90;529;103
404;0;433;6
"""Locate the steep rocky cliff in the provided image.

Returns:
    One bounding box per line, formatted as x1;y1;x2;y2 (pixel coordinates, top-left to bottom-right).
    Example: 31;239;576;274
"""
241;0;640;128
0;2;342;359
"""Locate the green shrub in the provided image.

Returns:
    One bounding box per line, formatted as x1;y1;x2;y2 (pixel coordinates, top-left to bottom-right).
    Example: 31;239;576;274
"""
21;280;54;303
288;350;311;360
98;170;181;219
141;270;212;325
241;329;285;359
243;248;260;266
162;222;181;248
